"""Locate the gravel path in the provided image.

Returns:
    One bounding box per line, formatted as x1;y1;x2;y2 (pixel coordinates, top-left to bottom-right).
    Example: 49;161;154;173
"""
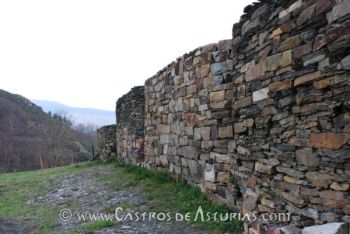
25;164;212;233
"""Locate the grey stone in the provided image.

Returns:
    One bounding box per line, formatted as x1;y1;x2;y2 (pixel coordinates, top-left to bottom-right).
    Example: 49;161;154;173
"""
204;164;215;182
210;62;227;75
341;55;350;70
253;87;269;102
302;223;349;234
327;0;350;23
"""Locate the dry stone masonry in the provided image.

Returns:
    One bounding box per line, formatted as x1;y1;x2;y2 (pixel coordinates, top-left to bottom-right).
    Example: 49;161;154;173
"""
98;0;350;232
115;86;145;165
97;124;116;160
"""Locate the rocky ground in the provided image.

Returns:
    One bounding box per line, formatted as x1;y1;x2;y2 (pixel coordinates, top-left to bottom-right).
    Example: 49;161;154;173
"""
1;163;213;234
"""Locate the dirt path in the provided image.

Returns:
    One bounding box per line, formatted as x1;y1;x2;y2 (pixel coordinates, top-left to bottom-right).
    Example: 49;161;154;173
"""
26;164;212;233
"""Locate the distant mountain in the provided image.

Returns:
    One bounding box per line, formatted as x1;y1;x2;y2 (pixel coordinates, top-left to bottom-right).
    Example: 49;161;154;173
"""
32;100;115;127
0;89;92;172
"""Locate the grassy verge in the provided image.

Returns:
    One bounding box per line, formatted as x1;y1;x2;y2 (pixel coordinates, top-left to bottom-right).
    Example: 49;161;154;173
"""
0;161;100;233
82;220;119;232
0;158;242;233
111;159;243;233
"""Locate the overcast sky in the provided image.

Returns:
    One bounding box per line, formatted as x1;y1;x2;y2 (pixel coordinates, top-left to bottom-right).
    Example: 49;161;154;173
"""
0;0;254;111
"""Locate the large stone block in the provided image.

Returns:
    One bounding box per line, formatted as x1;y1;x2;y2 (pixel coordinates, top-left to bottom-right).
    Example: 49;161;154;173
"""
218;126;233;138
266;50;292;71
210;90;226;103
302;223;349;234
196;64;211;78
204;163;215;182
310;133;350;149
296;148;319;167
211;62;227;75
242;189;258;212
327;0;350;23
233;97;252;110
245;62;266;81
294;71;321;86
210;100;228;109
201;127;211;141
306;171;333;188
217;172;230;183
280;35;302;51
279;0;302;18
269;80;292;92
255;162;273;174
210;152;230;163
252;87;269;102
182;146;200;159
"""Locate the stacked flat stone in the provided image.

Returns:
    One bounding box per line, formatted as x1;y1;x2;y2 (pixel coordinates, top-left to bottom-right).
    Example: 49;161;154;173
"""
97;124;116;160
116;86;145;165
99;0;350;232
143;0;350;232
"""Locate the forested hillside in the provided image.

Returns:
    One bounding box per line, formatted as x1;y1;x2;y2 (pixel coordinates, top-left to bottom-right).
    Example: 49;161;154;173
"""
0;89;95;172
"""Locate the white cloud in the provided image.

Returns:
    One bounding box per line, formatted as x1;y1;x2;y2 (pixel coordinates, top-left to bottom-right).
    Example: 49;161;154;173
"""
0;0;254;110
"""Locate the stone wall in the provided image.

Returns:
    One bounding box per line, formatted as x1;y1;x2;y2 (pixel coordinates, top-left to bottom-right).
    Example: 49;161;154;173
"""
116;86;145;164
97;0;350;231
97;124;116;160
143;0;350;231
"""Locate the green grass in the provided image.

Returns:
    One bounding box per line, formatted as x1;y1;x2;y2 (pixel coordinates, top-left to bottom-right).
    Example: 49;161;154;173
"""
82;220;119;232
111;160;243;233
74;142;92;155
0;159;242;233
0;161;100;233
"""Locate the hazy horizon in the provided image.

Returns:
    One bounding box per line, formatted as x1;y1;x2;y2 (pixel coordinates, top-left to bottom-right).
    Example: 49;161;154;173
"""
0;0;254;111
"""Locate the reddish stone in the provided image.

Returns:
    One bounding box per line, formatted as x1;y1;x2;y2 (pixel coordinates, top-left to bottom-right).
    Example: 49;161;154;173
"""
326;20;350;43
313;76;340;89
313;34;327;51
196;64;210;78
185;113;197;127
135;138;144;149
322;199;348;208
247;176;257;188
269;79;292;92
272;27;283;37
310;133;350;149
294;71;321;86
313;77;330;89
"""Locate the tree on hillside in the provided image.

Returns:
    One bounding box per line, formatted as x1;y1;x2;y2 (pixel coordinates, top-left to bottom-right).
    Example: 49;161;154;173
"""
74;123;98;157
44;111;74;167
